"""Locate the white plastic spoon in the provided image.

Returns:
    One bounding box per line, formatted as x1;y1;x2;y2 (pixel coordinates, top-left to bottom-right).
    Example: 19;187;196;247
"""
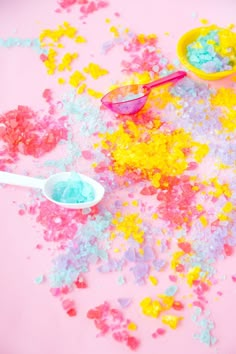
0;171;105;209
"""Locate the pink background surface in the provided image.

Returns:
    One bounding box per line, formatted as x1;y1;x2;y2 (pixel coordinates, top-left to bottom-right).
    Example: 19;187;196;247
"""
1;1;236;354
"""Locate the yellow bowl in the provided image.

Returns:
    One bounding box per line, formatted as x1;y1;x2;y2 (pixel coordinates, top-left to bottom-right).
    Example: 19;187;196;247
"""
177;26;236;80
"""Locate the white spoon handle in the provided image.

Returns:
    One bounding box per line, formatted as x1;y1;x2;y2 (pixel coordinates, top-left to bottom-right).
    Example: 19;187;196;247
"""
0;172;45;189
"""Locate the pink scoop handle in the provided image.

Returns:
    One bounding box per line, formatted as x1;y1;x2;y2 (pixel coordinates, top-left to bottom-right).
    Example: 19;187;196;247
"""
143;70;187;90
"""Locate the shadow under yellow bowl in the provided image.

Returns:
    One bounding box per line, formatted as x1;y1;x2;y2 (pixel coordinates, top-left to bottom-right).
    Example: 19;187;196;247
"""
177;26;236;80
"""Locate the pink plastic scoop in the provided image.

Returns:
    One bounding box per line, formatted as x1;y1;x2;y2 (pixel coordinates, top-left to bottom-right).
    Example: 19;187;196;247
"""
101;71;187;115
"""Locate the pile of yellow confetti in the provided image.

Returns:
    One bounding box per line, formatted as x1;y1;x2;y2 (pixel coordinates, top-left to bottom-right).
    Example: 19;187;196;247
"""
99;120;209;187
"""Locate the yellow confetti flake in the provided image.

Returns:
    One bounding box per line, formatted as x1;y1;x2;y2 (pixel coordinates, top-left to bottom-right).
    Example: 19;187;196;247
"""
127;322;137;331
199;215;208;227
217;213;229;221
211;88;236;108
44;48;57;75
171;251;184;270
209;178;232;198
58;77;66;84
220;112;236;132
75;35;86;43
200;18;209;24
87;88;103;98
217;162;231;170
186;266;201;286
140;297;162;318
40;22;78;45
112;213;145;244
193;143;209;162
69;71;86;87
149;275;158;286
158;295;174;310
148;88;181;110
211;88;236;132
137;34;146;44
222;202;233;213
162;315;182;329
196;204;204;212
110;26;119;37
83;63;109;79
58;53;78;72
228;24;235;30
77;83;87;94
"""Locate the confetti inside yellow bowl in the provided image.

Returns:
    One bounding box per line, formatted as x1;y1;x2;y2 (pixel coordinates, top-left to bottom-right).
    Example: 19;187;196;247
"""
177;26;236;80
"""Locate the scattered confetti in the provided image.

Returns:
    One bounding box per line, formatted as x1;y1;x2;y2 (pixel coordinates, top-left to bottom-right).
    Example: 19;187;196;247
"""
1;5;236;352
87;302;140;350
187;26;236;73
56;0;109;17
0;105;67;170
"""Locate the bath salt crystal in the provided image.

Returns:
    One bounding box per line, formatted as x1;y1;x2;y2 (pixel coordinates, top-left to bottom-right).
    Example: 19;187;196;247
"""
117;298;132;308
186;28;236;73
34;275;45;284
165;285;178;296
51;172;95;204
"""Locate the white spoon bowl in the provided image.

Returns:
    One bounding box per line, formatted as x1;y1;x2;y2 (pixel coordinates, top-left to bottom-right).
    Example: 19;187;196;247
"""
0;171;105;209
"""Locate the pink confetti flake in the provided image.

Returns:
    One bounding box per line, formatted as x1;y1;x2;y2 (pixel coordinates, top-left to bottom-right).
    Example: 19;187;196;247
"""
50;288;61;297
192;301;205;311
169;275;178;282
62;299;77;316
178;242;192;254
87;302;140;350
193;281;209;296
0;106;68;169
82;150;94;160
140;186;157;196
57;0;108;15
35;200;98;242
67;308;77;317
157;328;166;335
232;275;236;282
18;209;25;216
156;175;203;229
152;327;166;338
224;244;233;256
75;276;87;288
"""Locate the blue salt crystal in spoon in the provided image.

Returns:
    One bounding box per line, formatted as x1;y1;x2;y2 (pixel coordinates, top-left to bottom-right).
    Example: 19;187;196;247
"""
52;172;95;204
